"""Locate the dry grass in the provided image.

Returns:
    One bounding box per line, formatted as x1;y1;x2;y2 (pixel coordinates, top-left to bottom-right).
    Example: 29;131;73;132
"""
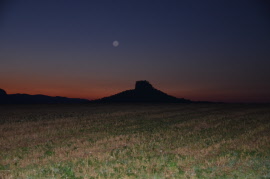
0;103;270;178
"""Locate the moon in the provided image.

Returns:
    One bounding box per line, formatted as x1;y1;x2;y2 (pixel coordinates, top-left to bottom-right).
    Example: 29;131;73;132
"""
113;40;119;47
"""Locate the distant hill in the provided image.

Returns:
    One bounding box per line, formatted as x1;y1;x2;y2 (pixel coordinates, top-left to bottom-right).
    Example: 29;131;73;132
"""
95;80;191;103
0;81;194;104
0;89;89;104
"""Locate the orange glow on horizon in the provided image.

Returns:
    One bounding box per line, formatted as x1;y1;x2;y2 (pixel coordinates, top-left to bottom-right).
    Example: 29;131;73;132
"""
1;85;269;103
1;77;270;103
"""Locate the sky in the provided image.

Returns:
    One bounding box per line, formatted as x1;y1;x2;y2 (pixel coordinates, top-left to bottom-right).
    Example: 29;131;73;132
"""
1;0;270;103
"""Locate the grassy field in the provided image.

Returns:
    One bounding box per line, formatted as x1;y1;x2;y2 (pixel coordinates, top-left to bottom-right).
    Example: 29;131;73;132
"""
0;103;270;178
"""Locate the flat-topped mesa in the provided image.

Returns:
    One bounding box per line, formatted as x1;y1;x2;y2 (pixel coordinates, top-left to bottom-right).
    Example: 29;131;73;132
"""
0;89;7;96
96;80;192;103
135;80;154;91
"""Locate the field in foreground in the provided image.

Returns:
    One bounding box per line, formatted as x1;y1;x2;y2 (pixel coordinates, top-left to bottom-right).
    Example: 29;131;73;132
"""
0;103;270;178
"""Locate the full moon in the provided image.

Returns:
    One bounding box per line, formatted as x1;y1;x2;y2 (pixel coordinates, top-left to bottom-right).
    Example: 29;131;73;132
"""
113;40;119;47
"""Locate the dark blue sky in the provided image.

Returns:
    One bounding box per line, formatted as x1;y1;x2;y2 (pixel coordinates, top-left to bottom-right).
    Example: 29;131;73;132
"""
1;0;270;102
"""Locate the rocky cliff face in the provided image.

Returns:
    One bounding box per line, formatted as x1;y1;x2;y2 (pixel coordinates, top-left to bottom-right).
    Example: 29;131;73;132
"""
135;80;154;91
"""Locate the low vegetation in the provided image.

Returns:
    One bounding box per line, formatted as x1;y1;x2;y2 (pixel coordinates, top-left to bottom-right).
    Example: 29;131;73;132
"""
0;103;270;178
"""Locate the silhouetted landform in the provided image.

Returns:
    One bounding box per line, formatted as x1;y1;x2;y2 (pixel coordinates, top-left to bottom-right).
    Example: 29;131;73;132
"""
95;80;191;103
0;89;7;96
0;88;89;104
0;81;199;104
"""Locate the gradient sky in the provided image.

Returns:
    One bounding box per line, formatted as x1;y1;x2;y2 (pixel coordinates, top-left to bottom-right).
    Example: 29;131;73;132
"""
1;0;270;103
